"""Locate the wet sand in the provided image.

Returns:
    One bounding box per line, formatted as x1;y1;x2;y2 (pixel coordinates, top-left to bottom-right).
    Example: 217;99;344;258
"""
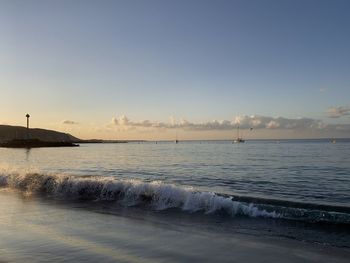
0;189;349;263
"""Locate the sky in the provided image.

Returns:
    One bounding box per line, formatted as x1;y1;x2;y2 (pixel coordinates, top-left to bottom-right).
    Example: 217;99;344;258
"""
0;0;349;140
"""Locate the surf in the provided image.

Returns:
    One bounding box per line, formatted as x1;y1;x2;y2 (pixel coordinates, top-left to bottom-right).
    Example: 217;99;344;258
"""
0;168;349;225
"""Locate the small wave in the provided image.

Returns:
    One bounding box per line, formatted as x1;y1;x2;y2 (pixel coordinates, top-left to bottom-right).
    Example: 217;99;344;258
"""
0;170;279;218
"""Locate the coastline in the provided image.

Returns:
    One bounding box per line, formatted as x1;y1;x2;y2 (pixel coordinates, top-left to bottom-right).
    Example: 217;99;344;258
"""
0;139;79;148
0;189;349;263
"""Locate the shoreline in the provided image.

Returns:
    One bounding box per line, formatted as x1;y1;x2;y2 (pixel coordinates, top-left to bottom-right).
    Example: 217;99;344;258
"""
0;189;349;262
0;139;79;148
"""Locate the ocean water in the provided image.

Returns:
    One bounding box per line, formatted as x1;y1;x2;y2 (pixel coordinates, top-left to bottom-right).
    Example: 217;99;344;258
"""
0;139;350;261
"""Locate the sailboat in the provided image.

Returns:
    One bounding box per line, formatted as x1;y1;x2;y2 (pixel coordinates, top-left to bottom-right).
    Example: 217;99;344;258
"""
233;125;245;143
175;131;179;144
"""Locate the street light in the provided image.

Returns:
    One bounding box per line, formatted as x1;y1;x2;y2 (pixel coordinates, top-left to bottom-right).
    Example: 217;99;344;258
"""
26;114;30;139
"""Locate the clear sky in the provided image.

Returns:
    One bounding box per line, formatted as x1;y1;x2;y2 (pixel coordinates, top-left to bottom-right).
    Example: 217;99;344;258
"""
1;0;349;139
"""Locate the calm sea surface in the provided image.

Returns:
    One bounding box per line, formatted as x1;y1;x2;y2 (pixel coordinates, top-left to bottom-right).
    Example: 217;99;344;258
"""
1;139;349;207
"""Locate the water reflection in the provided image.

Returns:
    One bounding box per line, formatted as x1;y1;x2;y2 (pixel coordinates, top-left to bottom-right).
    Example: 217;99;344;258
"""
25;148;31;161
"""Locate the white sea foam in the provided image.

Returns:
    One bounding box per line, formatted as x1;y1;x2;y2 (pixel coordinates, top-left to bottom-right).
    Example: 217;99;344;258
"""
0;167;280;218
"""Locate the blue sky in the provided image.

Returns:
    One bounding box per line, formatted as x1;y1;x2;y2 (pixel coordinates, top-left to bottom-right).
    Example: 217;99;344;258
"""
0;0;349;139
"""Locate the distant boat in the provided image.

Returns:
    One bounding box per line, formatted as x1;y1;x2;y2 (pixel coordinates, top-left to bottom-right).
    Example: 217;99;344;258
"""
175;131;179;144
233;125;245;143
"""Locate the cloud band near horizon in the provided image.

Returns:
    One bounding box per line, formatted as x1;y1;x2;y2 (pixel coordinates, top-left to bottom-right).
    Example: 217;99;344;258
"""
62;120;79;125
327;106;350;118
111;115;350;132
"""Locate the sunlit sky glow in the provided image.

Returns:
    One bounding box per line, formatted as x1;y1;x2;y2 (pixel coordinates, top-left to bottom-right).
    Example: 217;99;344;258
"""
1;0;349;139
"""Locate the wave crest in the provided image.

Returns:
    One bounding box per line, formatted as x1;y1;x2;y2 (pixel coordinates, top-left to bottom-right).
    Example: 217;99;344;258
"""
0;170;279;218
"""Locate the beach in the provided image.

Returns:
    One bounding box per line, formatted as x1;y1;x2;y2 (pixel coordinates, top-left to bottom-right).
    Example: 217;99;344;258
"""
0;141;349;262
0;188;349;263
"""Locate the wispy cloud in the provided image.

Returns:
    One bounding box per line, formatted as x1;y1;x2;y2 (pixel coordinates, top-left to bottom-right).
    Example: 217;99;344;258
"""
327;106;350;118
111;115;333;131
62;120;79;125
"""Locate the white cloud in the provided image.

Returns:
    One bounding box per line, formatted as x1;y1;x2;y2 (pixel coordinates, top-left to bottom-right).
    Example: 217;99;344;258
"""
110;114;338;131
327;106;350;118
266;120;280;129
112;115;130;126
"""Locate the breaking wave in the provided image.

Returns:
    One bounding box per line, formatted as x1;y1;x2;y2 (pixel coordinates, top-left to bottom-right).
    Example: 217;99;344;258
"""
0;168;279;218
0;167;349;224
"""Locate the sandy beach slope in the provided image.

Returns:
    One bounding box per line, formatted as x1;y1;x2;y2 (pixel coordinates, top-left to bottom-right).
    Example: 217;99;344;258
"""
0;189;349;263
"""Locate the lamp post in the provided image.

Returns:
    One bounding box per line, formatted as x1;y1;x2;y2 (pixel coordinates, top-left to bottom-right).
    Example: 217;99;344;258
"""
26;114;30;139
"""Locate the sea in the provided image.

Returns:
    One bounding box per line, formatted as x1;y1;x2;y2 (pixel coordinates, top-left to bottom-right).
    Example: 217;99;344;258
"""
0;139;349;262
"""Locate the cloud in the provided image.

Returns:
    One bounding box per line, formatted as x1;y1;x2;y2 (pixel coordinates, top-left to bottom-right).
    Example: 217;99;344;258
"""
327;106;350;118
62;120;79;125
327;124;350;131
111;115;333;131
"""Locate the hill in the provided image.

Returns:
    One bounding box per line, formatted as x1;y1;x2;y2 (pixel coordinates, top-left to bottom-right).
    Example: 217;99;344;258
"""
0;125;80;143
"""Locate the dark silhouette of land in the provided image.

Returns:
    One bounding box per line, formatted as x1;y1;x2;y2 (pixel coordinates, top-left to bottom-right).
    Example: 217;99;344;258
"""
0;125;79;143
0;125;130;148
0;139;79;148
78;139;129;144
0;125;80;148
